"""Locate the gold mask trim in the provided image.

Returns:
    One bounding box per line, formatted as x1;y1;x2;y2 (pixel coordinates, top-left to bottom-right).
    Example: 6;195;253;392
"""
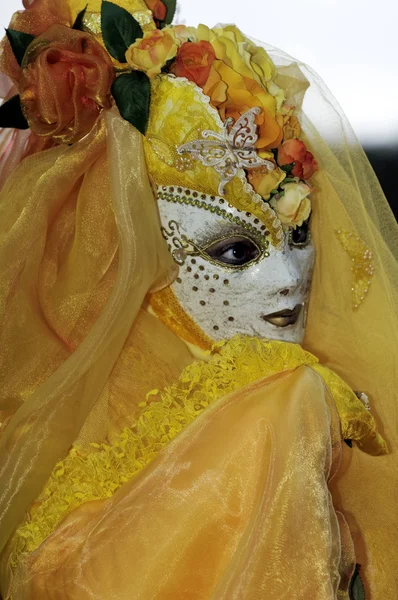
149;286;214;350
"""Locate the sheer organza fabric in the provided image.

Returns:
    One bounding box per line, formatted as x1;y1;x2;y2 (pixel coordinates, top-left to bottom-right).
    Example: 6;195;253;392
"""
0;109;179;553
0;41;397;599
9;368;349;600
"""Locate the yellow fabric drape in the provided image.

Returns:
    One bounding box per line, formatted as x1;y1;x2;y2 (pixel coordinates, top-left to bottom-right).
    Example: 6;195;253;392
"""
0;109;174;556
10;366;354;599
3;334;385;582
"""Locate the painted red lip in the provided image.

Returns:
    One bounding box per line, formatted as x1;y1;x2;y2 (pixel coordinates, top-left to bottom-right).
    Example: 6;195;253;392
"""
262;304;302;327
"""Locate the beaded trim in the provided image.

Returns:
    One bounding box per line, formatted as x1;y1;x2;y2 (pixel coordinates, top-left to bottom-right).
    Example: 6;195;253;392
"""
335;229;374;310
157;186;270;243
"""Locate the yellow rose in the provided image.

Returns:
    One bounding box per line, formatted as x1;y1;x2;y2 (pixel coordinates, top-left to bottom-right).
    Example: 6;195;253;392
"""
247;166;286;200
203;60;282;150
197;25;284;106
125;28;179;79
174;25;198;44
280;104;301;139
197;25;273;84
271;182;311;227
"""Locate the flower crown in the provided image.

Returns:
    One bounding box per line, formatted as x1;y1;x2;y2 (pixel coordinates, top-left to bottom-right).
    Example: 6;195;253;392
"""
0;0;318;229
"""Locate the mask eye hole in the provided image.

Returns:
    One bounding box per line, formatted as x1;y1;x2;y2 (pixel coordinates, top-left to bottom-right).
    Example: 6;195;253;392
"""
289;218;311;248
204;235;261;267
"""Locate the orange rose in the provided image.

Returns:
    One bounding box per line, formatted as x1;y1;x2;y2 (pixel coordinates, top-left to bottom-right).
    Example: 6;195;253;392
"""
126;28;179;79
277;138;318;180
144;0;167;21
19;24;114;144
203;60;282;150
172;41;216;87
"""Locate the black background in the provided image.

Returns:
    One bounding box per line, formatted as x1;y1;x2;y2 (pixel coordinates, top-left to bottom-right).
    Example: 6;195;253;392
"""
365;146;398;221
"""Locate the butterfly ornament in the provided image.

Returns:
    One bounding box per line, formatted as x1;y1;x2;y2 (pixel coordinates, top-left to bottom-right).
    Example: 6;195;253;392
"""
176;107;275;196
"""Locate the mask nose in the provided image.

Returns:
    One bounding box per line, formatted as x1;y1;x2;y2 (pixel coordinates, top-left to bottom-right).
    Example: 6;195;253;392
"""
274;251;303;296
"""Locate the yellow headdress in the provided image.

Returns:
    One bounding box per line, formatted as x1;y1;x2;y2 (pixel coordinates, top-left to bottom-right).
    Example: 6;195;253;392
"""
0;0;316;245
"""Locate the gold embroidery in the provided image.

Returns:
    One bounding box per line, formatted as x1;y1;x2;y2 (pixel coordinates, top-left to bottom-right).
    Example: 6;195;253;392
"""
335;229;374;310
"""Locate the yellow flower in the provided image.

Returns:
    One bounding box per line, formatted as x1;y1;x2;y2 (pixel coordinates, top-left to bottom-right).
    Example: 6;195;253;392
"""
203;60;282;150
247;165;286;200
125;28;179;79
197;25;284;106
174;25;198;44
280;104;301;139
271;182;311;227
197;25;272;84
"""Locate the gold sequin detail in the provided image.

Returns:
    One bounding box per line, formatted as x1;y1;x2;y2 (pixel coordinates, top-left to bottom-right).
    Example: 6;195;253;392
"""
83;8;154;34
335;229;374;310
80;2;155;69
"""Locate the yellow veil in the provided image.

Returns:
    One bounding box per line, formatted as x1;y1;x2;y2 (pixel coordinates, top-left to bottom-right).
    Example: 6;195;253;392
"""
0;0;397;597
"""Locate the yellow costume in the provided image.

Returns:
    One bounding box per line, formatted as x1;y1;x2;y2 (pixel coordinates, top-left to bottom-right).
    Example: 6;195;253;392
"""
0;1;397;598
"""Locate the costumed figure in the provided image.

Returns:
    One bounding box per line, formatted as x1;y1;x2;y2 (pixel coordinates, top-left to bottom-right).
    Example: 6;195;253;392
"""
0;0;397;598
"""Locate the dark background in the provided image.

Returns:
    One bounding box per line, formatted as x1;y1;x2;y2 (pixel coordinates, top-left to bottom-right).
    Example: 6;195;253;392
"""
365;147;398;221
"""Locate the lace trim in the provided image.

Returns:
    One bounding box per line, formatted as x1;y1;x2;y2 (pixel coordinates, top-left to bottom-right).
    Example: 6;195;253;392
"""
10;336;386;567
166;74;225;129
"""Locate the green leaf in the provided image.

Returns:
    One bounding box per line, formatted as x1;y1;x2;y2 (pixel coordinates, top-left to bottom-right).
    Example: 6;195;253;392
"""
280;162;295;175
349;565;366;600
0;95;29;129
163;0;177;25
73;5;88;30
111;71;151;135
101;0;143;63
6;29;35;66
161;57;176;74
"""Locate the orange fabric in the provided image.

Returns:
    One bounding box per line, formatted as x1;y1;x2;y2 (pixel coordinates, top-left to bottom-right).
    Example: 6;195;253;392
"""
20;25;115;144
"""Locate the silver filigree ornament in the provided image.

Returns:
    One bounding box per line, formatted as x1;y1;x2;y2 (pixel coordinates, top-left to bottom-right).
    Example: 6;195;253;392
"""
176;107;275;196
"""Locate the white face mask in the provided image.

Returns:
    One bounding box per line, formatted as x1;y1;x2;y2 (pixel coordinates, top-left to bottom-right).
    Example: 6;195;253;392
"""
157;186;315;345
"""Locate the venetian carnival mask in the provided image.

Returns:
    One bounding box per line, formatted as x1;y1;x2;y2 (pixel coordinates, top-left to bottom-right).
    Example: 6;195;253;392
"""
156;186;315;344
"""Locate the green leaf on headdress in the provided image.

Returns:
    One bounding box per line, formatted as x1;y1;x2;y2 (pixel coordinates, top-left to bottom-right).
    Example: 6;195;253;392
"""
6;29;35;66
0;95;29;130
163;0;177;25
101;0;143;63
111;71;151;135
161;57;176;73
280;162;296;175
73;5;88;31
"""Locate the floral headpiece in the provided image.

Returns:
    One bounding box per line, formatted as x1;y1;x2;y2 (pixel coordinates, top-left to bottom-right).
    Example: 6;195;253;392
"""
0;0;318;231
